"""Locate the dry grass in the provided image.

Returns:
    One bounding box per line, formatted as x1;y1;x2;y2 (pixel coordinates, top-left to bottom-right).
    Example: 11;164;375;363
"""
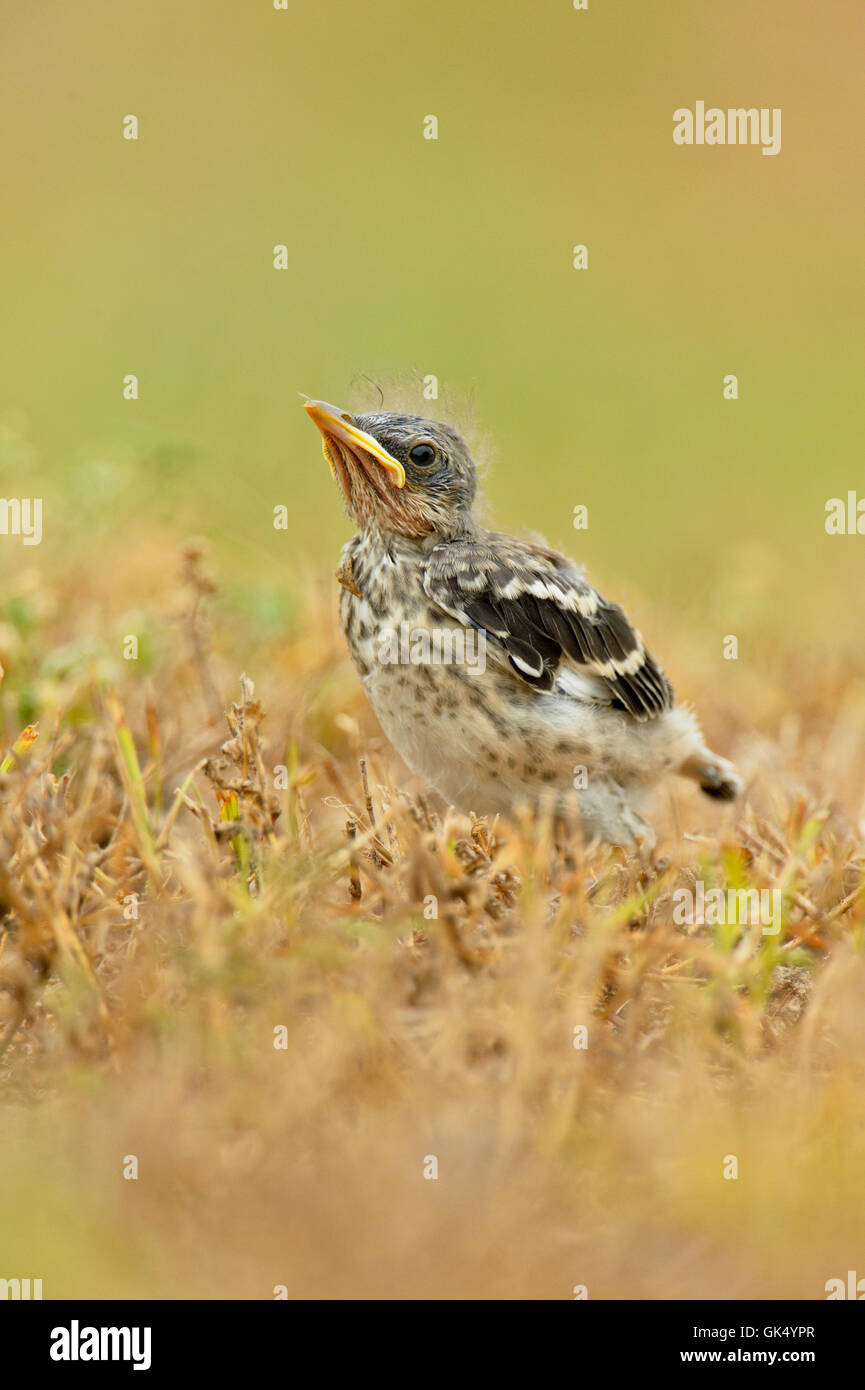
1;540;864;1300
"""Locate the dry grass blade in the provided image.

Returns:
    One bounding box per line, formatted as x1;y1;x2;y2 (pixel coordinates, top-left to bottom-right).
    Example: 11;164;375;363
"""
0;556;863;1299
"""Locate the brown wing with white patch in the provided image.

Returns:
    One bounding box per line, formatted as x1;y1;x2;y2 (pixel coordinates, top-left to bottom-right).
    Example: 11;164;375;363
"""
423;534;674;719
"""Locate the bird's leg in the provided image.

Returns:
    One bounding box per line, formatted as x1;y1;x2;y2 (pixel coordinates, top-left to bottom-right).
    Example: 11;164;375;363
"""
566;781;656;851
677;749;742;801
618;803;657;853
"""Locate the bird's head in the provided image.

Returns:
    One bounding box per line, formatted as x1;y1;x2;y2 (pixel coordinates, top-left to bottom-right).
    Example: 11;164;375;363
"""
304;400;478;541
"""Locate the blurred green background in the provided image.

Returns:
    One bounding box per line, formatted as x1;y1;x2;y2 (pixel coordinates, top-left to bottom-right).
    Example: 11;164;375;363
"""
1;0;862;646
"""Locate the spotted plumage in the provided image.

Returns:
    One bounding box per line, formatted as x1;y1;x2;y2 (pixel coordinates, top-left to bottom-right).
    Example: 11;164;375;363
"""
305;400;741;845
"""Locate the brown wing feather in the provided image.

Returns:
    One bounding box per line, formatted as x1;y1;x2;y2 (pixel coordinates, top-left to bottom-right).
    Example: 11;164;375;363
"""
423;535;674;719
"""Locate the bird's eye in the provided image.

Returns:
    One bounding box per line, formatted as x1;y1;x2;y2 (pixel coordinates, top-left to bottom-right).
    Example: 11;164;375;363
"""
408;442;436;467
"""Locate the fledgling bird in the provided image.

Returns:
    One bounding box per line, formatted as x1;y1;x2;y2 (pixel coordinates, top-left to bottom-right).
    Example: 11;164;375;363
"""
305;399;741;844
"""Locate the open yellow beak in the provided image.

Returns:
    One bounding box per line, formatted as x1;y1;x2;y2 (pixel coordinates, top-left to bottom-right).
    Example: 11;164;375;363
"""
304;400;406;488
